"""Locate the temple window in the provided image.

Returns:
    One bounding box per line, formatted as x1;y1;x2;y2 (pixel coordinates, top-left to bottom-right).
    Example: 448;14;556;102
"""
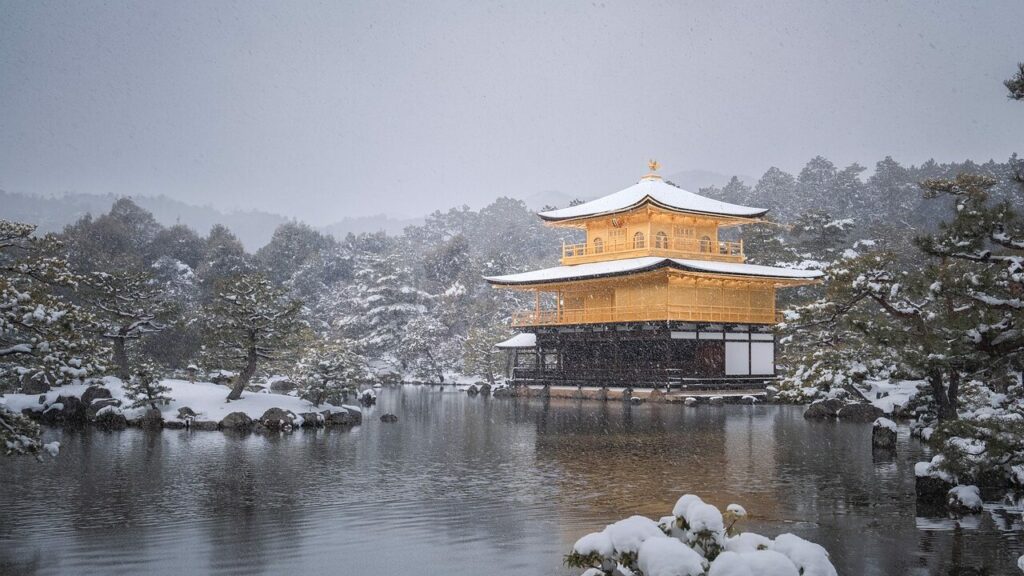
700;235;712;252
633;231;645;249
593;237;604;253
655;231;669;249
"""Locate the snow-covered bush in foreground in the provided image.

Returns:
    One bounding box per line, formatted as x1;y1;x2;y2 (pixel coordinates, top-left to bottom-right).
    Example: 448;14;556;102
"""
566;495;837;576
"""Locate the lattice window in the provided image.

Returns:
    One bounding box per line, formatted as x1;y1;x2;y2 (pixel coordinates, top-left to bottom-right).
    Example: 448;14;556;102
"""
655;231;669;249
633;231;645;249
673;225;694;238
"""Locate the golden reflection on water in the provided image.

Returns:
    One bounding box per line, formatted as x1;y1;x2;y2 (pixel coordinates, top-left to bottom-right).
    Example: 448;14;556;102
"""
528;398;786;545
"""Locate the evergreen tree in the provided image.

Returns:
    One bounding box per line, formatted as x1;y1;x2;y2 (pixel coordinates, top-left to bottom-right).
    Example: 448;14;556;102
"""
397;316;456;383
205;273;303;400
783;173;1023;420
718;176;753;205
257;221;336;284
750;167;797;220
84;270;175;380
294;338;367;406
1005;62;1024;100
0;220;102;391
462;323;510;384
335;250;432;363
739;220;794;266
60;198;161;271
124;363;173;410
146;224;205;269
197;224;252;300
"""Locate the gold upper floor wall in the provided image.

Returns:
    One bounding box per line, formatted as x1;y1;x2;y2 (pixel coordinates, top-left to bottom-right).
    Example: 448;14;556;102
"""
554;205;753;265
511;269;783;327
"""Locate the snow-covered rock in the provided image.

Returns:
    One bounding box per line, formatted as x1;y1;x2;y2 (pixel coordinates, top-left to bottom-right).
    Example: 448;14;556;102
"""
709;550;799;576
2;377;359;430
836;402;884;422
605;515;666;555
724;532;773;554
872;417;897;449
915;455;957;503
573;530;614;557
771;534;838;576
219;411;253;430
947;485;983;513
568;496;837;576
637;537;707;576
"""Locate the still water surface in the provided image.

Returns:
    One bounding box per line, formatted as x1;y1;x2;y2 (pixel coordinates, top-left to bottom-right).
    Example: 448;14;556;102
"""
1;386;1021;575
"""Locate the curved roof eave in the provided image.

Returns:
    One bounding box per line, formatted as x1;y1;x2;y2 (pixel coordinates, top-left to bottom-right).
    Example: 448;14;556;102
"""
537;195;770;223
484;257;824;287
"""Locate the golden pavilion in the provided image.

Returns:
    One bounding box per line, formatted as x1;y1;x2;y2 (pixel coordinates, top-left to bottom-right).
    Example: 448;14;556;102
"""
485;161;822;388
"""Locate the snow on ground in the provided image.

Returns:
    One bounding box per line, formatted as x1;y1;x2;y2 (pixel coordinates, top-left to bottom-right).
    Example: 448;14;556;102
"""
1;377;358;423
856;378;922;414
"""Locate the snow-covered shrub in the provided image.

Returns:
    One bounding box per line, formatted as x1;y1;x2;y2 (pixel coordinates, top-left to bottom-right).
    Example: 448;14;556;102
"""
293;338;367;406
0;402;58;458
124;365;173;410
924;412;1024;489
357;388;377;406
565;495;837;576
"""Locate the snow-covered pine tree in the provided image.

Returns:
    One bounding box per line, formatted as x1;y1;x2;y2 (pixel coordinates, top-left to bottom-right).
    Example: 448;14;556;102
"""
294;338;367;406
783;171;1023;422
197;224;253;301
911;173;1024;410
124;363;173;410
1006;61;1024;100
84;270;175;380
777;248;901;400
750;167;798;220
0;403;57;457
0;220;102;391
335;249;432;366
256;221;337;284
1;220;103;456
204;273;303;400
462;323;510;385
397;315;457;383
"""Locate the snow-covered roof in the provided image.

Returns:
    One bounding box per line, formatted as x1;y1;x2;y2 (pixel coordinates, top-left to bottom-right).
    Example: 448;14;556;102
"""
538;177;768;222
484;256;823;286
495;333;536;348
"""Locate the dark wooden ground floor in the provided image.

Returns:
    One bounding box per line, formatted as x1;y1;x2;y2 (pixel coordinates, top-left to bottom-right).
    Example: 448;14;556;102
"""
507;321;777;388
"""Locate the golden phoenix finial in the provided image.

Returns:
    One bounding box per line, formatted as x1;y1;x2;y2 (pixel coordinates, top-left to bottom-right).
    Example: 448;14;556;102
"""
648;159;660;173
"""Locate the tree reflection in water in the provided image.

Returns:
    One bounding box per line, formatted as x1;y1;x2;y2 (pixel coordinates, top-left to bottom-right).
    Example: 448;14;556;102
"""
0;386;1020;576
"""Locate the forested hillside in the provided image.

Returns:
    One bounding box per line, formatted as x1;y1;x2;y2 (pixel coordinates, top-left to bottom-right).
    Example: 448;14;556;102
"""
3;153;1020;392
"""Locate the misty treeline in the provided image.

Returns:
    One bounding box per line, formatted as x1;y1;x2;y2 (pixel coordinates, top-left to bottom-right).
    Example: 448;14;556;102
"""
2;151;1022;462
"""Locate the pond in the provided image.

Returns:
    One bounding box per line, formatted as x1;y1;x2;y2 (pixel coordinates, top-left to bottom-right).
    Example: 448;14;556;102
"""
1;386;1021;575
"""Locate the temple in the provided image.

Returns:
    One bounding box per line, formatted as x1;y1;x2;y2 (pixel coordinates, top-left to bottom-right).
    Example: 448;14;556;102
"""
486;161;822;389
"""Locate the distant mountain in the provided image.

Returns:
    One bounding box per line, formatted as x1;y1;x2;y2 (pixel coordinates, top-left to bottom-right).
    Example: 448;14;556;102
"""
322;214;424;238
1;170;756;248
664;169;756;191
0;190;291;250
0;189;431;249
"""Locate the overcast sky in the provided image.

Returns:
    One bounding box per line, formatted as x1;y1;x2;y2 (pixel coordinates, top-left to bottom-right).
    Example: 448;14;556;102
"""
1;1;1021;223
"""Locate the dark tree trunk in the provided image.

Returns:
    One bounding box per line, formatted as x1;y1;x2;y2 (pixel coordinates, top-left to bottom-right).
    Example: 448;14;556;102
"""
113;333;130;381
228;344;258;401
484;350;495;385
929;369;959;421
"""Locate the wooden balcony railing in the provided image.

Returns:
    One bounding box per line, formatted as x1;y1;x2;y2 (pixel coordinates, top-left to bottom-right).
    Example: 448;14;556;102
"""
561;238;744;265
511;304;779;327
